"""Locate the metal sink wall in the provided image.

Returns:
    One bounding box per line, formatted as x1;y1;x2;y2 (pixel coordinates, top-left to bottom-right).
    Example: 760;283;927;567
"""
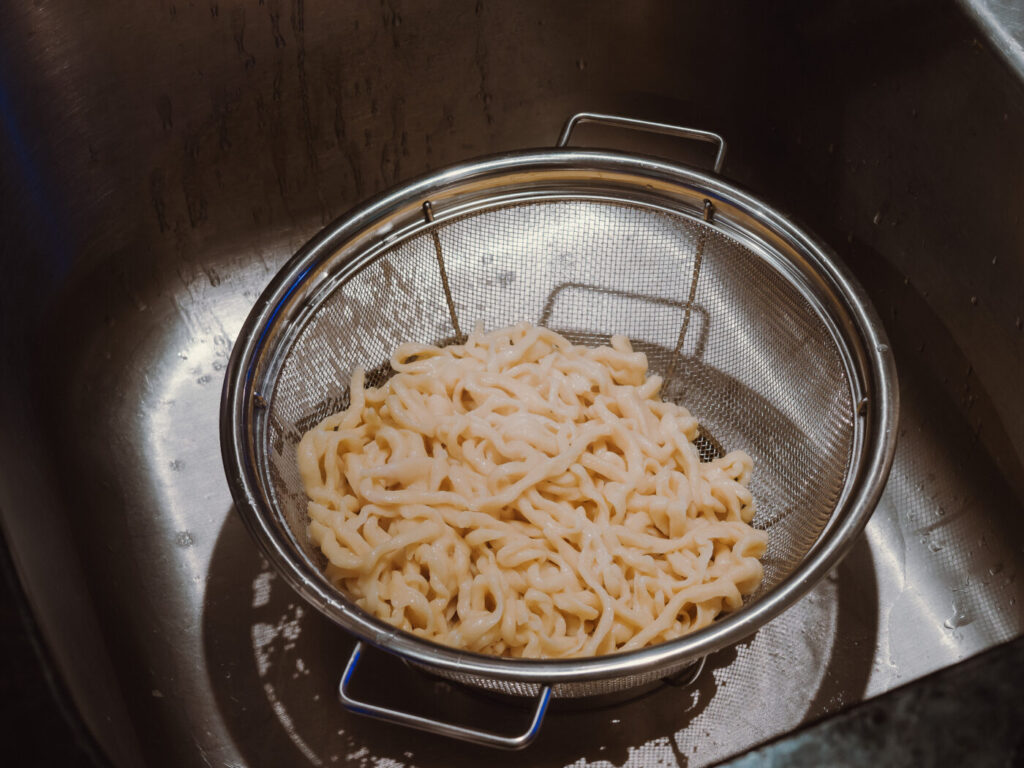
1;1;1021;766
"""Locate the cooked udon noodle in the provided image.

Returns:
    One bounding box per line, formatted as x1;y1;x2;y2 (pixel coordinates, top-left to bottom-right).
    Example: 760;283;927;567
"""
298;323;766;658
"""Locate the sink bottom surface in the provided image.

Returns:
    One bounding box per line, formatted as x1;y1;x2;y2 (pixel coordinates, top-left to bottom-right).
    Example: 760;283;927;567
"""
21;231;1020;768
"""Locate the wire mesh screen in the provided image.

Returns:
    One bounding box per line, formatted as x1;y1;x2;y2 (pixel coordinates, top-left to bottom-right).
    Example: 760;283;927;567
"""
263;198;855;693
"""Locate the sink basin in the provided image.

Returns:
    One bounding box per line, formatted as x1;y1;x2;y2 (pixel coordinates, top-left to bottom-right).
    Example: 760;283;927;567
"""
1;1;1021;765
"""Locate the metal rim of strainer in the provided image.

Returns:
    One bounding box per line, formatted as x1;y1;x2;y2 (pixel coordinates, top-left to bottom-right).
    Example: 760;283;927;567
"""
220;131;899;700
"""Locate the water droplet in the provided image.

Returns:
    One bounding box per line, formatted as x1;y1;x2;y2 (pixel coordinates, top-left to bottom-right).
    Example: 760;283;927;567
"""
989;563;1004;576
943;612;967;630
175;531;194;548
876;343;889;353
944;594;970;629
927;540;943;553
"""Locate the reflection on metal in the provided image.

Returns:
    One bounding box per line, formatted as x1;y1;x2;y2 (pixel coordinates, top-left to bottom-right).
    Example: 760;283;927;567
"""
661;656;707;689
958;0;1024;82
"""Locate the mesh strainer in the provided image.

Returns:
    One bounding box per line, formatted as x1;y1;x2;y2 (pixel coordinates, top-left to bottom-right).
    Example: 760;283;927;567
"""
221;113;898;749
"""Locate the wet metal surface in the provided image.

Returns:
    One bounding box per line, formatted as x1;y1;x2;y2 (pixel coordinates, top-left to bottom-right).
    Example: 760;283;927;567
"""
721;636;1024;768
1;1;1022;766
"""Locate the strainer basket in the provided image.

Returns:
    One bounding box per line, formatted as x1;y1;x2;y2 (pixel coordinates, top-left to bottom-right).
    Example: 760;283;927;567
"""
221;113;898;749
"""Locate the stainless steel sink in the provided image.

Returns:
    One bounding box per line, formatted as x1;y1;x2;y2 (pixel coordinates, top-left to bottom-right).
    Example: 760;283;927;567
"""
1;1;1021;766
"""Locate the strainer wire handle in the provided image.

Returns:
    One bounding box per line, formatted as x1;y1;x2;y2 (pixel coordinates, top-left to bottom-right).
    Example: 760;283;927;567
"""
557;112;727;174
339;642;553;750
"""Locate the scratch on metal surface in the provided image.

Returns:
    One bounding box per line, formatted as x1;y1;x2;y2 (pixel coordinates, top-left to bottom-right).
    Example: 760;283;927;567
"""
230;7;257;71
473;3;495;127
290;0;328;222
194;739;214;768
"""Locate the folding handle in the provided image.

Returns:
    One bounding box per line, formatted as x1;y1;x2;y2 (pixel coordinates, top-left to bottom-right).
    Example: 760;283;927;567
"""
557;112;727;174
338;642;552;750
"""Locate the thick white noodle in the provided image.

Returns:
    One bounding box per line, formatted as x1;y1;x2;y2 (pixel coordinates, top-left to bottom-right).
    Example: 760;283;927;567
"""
298;323;766;658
